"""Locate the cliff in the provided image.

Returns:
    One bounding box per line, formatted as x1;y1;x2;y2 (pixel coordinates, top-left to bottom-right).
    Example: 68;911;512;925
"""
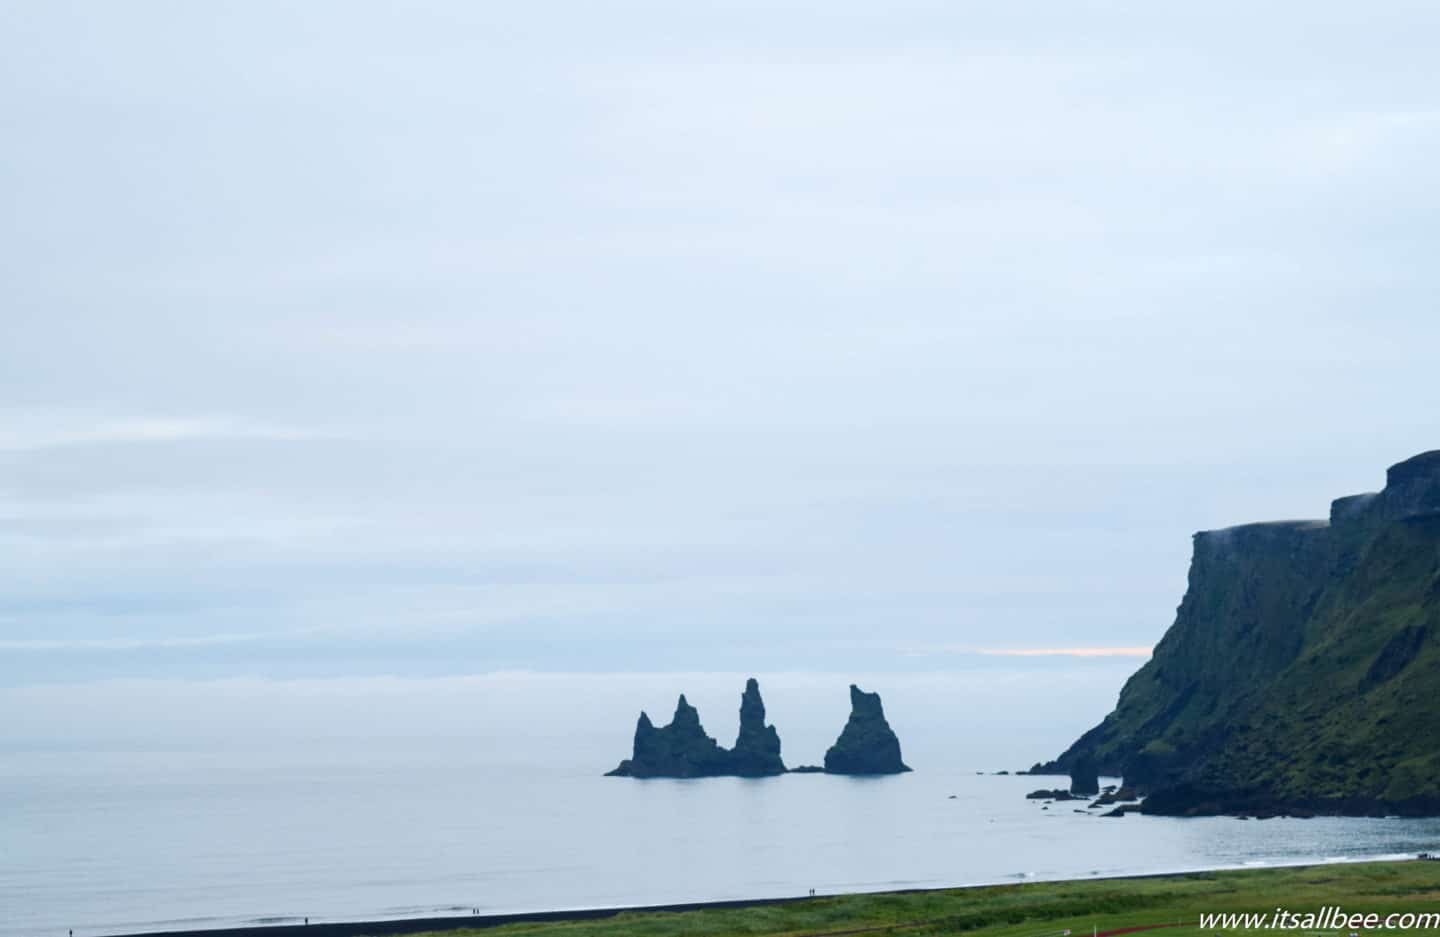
1036;451;1440;816
606;679;786;778
824;684;912;775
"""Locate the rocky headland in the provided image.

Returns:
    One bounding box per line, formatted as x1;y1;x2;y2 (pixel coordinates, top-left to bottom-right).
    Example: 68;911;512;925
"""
1033;451;1440;817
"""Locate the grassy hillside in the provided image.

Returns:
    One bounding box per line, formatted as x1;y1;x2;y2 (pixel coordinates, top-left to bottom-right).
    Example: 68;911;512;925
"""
1039;452;1440;816
414;861;1440;937
1192;515;1440;811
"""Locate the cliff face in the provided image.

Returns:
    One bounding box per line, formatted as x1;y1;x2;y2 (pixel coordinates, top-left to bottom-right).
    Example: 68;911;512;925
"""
606;679;786;778
1039;451;1440;816
824;684;911;775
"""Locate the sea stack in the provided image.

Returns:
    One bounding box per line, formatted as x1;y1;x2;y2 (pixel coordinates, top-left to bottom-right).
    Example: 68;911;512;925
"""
729;678;786;776
606;679;787;778
1069;754;1099;796
605;695;731;778
823;684;911;775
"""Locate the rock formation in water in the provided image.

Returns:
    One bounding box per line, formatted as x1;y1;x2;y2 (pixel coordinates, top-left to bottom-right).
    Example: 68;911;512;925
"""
606;678;786;778
729;677;786;776
1068;754;1100;796
823;684;911;775
605;694;732;778
1033;451;1440;817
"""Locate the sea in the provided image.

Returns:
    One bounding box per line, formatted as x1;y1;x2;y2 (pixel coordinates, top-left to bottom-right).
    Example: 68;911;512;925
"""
6;670;1440;937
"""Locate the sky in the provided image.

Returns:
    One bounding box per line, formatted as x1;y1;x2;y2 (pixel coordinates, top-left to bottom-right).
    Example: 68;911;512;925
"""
3;0;1439;734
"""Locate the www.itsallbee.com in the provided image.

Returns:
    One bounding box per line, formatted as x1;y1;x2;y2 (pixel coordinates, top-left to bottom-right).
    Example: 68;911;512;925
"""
1200;909;1440;931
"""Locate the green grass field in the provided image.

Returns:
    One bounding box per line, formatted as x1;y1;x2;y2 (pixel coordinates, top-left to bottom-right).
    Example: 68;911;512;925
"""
417;861;1440;937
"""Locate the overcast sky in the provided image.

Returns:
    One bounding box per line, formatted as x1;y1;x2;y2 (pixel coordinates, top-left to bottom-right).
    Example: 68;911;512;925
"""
3;1;1439;694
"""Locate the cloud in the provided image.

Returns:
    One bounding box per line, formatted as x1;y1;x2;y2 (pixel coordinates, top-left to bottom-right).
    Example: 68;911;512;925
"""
0;412;328;453
0;634;264;651
897;643;1153;659
977;647;1153;658
2;0;1438;690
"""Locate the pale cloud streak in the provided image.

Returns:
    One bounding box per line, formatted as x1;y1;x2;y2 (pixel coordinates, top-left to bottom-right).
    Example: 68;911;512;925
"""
0;412;329;453
0;634;265;651
978;647;1154;659
899;644;1153;659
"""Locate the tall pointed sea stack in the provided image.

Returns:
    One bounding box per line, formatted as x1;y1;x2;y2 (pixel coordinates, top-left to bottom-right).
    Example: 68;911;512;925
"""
1069;753;1099;796
605;694;732;778
729;678;786;776
823;684;911;775
605;678;787;778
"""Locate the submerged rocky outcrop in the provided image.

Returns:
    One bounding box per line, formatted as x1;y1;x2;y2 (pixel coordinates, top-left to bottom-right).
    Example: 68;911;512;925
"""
823;684;911;775
1034;451;1440;817
606;679;786;778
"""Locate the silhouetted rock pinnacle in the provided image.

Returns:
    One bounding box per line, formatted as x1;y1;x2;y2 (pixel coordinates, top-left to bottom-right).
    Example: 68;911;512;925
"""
605;694;731;778
730;677;786;776
823;684;911;775
606;679;786;778
1069;753;1099;795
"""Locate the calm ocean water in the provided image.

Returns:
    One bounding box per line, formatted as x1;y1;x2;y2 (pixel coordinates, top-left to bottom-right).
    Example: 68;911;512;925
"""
6;743;1440;937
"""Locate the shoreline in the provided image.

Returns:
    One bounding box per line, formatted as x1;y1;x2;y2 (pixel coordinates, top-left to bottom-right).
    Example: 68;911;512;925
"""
110;855;1427;937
